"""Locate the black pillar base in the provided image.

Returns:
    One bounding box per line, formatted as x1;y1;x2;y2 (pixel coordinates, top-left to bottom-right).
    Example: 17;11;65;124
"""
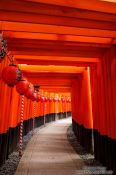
72;119;93;153
93;130;116;174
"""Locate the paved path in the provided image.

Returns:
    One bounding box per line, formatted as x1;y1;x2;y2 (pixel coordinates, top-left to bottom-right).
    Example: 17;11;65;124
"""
15;118;89;175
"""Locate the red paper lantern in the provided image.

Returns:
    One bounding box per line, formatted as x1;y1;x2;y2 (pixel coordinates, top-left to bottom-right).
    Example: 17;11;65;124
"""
40;96;45;103
1;64;22;87
16;79;29;95
44;96;48;102
36;94;41;102
66;98;69;103
48;97;53;102
61;97;65;103
58;98;61;102
25;84;34;99
53;97;58;102
31;92;38;101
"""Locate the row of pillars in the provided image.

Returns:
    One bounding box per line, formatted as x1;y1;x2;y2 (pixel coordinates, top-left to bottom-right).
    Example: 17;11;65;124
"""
72;47;116;174
19;95;69;156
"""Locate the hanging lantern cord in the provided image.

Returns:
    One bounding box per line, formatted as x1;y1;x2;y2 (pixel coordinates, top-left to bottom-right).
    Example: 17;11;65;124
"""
19;95;24;157
0;34;7;60
6;52;14;65
0;33;14;64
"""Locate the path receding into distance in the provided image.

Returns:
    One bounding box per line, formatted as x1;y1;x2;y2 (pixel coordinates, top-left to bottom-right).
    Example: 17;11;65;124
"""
15;118;92;175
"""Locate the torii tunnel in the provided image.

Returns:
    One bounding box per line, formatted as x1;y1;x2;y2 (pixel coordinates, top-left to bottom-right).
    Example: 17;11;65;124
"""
0;0;116;174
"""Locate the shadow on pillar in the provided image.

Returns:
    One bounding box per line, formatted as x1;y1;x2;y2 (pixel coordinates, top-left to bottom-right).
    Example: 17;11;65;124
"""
72;119;93;154
72;119;116;174
94;130;116;174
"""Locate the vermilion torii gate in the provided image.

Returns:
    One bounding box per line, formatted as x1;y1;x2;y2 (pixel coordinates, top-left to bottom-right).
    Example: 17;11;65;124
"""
0;0;116;174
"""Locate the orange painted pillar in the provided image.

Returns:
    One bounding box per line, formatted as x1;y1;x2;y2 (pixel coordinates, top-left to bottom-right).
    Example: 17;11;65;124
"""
72;68;93;152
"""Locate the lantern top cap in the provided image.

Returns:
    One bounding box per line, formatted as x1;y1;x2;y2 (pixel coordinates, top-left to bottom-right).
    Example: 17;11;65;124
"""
34;84;40;91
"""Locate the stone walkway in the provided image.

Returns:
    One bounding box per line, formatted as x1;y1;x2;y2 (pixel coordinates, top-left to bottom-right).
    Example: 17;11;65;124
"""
15;118;91;175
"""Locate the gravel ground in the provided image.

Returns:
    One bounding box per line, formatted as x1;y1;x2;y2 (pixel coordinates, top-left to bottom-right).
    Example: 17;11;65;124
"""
0;128;39;175
67;125;113;175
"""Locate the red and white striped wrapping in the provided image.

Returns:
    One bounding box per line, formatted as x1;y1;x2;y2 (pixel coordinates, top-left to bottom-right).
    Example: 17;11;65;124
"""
32;101;36;134
44;102;46;127
19;95;24;157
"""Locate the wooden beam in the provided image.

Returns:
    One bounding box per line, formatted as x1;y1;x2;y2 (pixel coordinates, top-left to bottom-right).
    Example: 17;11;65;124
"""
16;60;94;67
15;55;99;67
22;0;116;14
7;38;111;48
8;42;108;54
41;86;71;93
0;10;116;31
0;0;116;14
7;39;111;49
12;48;103;58
24;77;73;86
5;37;106;58
15;55;100;62
22;72;80;89
2;22;116;38
23;72;80;78
6;36;112;47
19;65;85;73
27;0;116;14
